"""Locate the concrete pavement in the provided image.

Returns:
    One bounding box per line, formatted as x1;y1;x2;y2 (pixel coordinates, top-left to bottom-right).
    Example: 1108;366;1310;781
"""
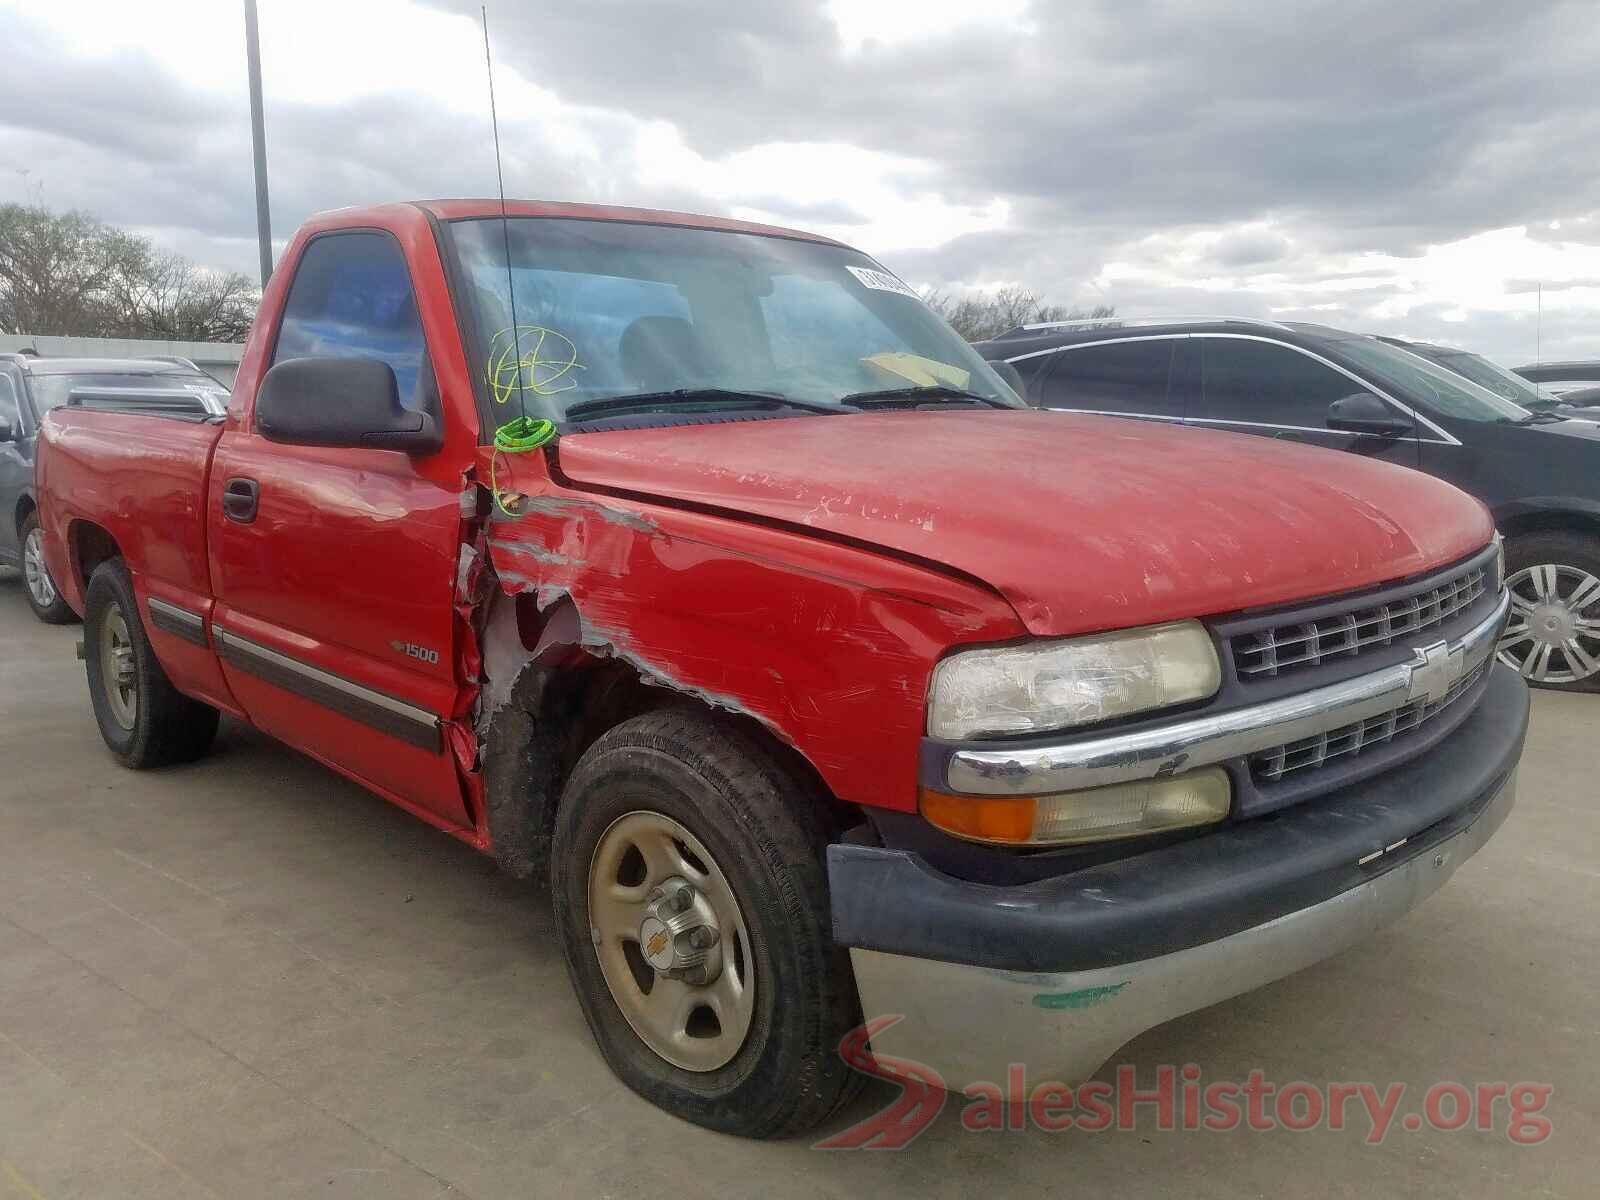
0;572;1593;1198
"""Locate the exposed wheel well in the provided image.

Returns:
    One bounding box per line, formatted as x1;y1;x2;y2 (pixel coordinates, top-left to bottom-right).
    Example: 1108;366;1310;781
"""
482;595;855;881
68;521;121;595
13;493;34;538
1499;509;1600;546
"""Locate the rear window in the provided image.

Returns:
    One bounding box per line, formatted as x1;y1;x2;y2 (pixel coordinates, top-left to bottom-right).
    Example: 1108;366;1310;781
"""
27;372;229;415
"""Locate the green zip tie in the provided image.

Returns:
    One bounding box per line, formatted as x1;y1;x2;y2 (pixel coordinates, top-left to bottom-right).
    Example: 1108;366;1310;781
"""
491;417;557;516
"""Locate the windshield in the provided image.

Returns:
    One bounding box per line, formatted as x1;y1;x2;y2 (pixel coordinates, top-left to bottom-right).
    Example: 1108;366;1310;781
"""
28;371;229;416
1429;349;1557;408
1329;339;1532;424
447;217;1021;422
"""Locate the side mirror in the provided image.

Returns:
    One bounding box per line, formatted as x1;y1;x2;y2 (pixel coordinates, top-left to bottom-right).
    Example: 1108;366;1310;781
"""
256;357;442;454
0;417;14;443
1326;392;1411;438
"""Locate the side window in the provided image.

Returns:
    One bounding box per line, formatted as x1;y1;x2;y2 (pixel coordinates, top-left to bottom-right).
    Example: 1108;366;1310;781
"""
1038;340;1179;418
272;232;429;408
1199;339;1365;429
0;374;19;429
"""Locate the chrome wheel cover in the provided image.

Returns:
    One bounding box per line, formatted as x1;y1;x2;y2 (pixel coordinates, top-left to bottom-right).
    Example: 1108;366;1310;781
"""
587;810;755;1072
22;526;56;609
1497;563;1600;683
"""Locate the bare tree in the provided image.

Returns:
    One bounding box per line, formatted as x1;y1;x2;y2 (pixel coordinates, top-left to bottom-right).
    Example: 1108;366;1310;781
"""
107;251;258;343
921;285;1116;342
0;204;257;340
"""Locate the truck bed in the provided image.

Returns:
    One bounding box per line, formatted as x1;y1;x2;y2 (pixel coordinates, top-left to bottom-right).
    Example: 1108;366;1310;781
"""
37;408;225;614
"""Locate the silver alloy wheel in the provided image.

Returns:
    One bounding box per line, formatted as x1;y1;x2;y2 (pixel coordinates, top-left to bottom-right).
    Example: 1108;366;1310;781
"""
1497;563;1600;683
99;603;139;729
22;526;56;609
587;810;755;1072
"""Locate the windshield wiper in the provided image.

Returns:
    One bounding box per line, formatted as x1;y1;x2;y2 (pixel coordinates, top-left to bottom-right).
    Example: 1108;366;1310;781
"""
1500;411;1567;425
564;388;844;422
1519;396;1563;411
839;385;1008;409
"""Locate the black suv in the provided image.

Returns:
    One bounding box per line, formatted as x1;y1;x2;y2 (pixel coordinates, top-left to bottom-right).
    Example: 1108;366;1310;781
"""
0;353;229;623
975;317;1600;692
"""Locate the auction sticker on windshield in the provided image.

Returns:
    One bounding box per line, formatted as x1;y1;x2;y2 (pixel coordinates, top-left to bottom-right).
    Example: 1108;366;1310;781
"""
847;264;919;299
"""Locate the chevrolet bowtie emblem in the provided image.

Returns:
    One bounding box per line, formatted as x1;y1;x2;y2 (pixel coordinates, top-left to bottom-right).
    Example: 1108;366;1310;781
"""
1407;640;1464;705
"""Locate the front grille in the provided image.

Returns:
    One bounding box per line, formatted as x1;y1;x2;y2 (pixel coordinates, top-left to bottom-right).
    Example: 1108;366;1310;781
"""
1251;663;1485;783
1233;564;1486;681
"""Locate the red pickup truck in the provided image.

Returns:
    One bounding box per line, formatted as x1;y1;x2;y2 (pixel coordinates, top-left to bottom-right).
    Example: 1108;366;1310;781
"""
37;200;1526;1137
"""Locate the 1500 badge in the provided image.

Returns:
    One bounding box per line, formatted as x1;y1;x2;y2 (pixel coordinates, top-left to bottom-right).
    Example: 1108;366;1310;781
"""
391;640;441;665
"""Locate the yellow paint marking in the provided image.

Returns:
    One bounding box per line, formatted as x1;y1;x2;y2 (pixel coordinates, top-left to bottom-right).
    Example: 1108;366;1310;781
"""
3;1160;47;1200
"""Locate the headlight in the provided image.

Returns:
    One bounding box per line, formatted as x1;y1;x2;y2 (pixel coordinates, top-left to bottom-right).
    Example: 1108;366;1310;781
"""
927;621;1221;741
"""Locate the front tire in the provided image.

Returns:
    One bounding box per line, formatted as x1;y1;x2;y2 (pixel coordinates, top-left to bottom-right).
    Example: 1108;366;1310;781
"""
551;708;862;1138
1498;531;1600;692
83;560;219;767
19;512;76;625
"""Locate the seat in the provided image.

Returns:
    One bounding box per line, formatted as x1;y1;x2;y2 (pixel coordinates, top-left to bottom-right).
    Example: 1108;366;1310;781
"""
619;316;710;391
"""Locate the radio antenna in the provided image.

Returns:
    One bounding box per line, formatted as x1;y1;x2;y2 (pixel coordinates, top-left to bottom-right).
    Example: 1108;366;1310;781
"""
481;5;525;420
1536;281;1543;375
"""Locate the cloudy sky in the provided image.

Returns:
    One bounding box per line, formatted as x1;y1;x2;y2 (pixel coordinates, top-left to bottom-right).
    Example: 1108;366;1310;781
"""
2;0;1597;363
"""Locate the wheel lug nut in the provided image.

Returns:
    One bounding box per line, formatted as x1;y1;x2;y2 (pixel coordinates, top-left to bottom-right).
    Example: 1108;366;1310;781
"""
688;925;719;950
667;885;693;914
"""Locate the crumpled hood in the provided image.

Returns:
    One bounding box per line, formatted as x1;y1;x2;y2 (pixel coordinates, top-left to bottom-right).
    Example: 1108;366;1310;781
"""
554;410;1494;636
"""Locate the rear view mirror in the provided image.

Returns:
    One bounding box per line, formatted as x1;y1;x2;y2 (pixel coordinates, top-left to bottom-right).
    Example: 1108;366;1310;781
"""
256;357;442;454
1326;393;1411;438
0;417;14;443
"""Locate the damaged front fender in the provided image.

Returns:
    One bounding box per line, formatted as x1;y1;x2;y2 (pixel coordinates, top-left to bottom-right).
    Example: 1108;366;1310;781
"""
471;446;1024;873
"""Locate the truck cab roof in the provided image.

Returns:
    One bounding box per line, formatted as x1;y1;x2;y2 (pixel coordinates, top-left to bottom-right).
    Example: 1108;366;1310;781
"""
305;198;846;248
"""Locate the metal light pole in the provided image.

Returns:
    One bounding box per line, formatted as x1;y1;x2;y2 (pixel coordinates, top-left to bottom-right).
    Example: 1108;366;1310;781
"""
244;0;273;286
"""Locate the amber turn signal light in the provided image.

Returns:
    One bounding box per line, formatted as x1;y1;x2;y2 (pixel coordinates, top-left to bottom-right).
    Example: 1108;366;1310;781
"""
920;768;1231;847
918;790;1039;844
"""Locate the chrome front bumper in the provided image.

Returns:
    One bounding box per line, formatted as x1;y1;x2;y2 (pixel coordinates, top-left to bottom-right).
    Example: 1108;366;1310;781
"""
940;586;1509;796
850;769;1517;1086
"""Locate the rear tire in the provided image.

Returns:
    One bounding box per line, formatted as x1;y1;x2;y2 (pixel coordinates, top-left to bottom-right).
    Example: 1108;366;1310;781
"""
19;512;76;625
1498;531;1600;692
83;560;219;767
550;708;863;1138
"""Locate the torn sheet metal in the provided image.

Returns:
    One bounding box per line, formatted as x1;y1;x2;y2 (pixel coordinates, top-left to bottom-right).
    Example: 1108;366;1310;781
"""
476;446;1023;814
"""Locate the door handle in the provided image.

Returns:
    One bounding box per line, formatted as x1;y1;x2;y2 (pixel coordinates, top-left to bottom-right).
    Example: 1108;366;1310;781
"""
222;477;259;523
